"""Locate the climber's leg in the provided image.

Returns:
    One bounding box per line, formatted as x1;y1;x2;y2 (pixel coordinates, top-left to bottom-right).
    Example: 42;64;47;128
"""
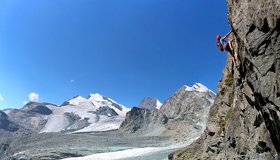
230;52;237;65
226;41;237;65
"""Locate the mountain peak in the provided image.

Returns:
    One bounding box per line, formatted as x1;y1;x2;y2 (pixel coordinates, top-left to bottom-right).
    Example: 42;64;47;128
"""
184;83;213;93
88;93;104;99
138;97;162;110
68;96;90;106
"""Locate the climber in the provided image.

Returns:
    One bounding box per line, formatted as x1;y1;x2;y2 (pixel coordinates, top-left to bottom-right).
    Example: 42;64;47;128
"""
216;31;237;65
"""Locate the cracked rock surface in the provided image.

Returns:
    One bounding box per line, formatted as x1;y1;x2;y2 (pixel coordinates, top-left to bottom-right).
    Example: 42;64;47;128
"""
169;0;280;159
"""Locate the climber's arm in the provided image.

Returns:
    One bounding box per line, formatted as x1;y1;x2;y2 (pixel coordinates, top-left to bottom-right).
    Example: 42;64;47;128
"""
222;31;232;40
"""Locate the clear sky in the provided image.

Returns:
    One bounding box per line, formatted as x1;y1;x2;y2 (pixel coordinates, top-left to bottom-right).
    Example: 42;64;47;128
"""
0;0;230;109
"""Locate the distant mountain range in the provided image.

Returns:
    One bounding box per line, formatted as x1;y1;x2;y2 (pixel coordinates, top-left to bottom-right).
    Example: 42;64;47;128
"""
0;83;216;159
0;83;215;137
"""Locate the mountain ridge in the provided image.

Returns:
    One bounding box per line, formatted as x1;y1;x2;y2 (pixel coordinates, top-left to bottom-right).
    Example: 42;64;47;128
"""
119;84;215;141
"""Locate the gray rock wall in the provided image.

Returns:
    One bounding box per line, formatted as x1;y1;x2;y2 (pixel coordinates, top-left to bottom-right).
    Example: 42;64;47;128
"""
119;107;168;136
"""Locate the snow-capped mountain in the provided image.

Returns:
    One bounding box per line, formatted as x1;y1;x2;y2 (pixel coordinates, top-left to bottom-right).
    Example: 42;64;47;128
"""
88;93;129;116
1;84;215;137
120;83;216;140
161;83;215;118
40;93;129;133
184;83;210;92
137;97;162;110
184;83;215;104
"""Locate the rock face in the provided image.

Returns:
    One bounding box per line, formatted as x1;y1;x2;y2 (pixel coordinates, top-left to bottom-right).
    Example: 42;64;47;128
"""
119;107;168;135
22;102;57;113
23;102;53;115
0;111;18;132
169;0;280;159
95;106;118;117
119;97;165;135
119;84;215;139
138;97;162;110
0;111;9;129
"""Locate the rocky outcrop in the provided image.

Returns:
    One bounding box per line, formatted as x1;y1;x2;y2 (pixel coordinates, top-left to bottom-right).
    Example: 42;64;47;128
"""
95;106;118;117
170;0;280;159
61;112;90;132
119;107;168;135
0;111;18;132
0;111;9;130
28;105;52;115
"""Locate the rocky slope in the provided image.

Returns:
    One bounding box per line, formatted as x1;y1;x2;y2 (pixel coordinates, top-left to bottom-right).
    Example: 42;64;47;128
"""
7;102;58;134
169;0;280;159
119;84;215;140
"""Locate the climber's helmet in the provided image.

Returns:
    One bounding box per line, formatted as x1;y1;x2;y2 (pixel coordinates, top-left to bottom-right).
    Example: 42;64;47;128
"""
216;35;221;41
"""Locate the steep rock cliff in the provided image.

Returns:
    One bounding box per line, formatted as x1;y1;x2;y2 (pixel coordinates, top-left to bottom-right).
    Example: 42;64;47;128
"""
0;111;18;132
170;0;280;159
119;107;168;136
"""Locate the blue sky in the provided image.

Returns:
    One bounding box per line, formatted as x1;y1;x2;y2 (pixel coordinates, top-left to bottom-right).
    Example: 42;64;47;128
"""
0;0;230;109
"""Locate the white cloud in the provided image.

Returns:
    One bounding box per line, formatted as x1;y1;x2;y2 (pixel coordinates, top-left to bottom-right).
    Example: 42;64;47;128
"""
28;92;39;102
0;94;4;101
70;79;75;83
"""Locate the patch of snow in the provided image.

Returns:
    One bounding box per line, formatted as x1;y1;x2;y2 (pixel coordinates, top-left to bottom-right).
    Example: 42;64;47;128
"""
156;100;163;109
40;114;68;132
74;115;124;132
